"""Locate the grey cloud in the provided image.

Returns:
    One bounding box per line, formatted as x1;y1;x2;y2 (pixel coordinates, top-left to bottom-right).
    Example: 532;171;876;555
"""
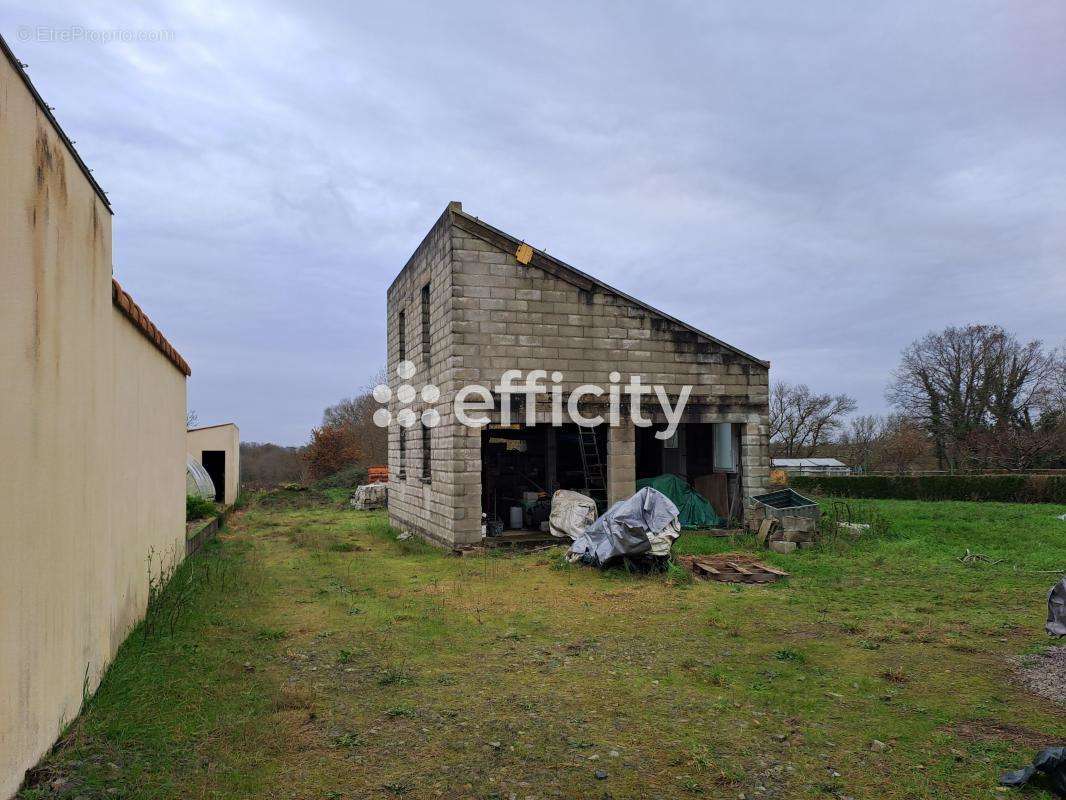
5;0;1064;443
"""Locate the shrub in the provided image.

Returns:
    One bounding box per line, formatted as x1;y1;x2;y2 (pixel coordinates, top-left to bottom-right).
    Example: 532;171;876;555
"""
790;474;1066;503
186;494;219;521
311;464;369;491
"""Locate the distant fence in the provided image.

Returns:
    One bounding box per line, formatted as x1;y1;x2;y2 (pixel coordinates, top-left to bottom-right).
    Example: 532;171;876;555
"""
789;474;1066;504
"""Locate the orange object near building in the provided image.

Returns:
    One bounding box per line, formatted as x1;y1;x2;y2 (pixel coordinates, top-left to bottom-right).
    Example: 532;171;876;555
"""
367;466;389;484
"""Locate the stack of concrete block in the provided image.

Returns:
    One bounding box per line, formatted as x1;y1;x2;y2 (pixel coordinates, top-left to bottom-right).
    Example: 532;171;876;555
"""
350;482;388;511
766;514;819;553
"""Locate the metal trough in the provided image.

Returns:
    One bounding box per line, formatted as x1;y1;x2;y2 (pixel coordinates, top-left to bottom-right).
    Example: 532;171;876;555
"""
749;488;820;522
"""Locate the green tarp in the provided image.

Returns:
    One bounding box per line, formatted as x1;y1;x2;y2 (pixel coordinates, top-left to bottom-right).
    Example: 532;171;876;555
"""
635;474;724;530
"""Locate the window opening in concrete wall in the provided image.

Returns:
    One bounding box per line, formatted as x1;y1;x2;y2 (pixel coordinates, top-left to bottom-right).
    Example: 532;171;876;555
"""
421;283;431;366
422;422;432;482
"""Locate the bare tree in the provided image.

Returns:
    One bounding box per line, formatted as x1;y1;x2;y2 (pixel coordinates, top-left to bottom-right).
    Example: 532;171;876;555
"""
186;410;199;429
316;367;389;468
838;414;881;471
984;329;1059;429
1037;345;1066;425
240;441;305;488
769;382;857;457
887;325;1060;470
875;414;928;474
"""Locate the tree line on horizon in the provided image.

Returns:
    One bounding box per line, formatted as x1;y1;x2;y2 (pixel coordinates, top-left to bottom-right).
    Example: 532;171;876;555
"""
240;369;388;489
241;323;1064;488
771;323;1065;473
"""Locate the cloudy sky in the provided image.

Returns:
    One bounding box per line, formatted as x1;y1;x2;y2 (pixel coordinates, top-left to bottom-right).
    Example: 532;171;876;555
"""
6;1;1065;444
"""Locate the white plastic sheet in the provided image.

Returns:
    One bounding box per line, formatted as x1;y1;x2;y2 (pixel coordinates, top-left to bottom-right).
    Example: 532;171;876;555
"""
186;457;215;500
548;490;598;540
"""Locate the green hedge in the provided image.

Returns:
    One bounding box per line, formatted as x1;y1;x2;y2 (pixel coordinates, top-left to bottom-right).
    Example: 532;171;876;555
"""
789;474;1066;504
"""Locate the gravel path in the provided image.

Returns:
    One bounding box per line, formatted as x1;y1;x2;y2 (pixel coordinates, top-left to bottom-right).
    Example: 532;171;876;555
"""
1014;647;1066;706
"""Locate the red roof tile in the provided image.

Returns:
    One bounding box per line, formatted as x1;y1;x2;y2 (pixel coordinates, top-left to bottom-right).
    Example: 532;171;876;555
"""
111;278;191;376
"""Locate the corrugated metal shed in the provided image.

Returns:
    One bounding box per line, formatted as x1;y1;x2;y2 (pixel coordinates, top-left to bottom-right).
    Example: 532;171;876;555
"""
772;458;849;468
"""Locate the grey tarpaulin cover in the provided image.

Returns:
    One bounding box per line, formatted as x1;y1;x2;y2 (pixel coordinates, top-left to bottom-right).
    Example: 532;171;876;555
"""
1000;746;1066;796
567;487;681;568
549;490;598;540
1048;577;1066;637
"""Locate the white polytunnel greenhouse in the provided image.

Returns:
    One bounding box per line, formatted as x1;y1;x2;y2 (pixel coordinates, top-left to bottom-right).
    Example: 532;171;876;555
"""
186;456;217;501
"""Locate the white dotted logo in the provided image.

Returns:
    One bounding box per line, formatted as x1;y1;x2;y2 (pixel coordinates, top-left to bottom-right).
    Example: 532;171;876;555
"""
372;360;441;428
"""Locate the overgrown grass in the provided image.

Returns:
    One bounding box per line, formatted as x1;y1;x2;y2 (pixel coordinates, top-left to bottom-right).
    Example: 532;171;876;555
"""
21;494;1066;799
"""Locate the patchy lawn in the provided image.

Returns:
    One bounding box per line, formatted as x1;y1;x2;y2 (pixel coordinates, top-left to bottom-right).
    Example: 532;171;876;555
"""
20;494;1066;800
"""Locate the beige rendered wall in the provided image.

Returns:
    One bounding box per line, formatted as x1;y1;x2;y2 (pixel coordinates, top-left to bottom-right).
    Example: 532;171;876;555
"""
187;424;241;505
0;52;187;798
110;308;189;639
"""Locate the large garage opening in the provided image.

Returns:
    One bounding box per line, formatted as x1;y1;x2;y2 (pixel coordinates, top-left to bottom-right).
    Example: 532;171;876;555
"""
635;422;743;524
201;450;226;503
481;423;608;534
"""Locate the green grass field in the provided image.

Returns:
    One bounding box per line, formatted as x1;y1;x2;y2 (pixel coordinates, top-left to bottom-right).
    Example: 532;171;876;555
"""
20;494;1066;799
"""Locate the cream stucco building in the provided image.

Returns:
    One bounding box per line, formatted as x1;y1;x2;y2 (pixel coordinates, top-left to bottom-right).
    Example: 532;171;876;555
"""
0;36;191;798
187;423;241;505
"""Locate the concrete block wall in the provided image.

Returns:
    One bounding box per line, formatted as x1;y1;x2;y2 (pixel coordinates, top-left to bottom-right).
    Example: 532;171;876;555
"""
386;204;770;547
607;425;636;505
386;205;478;546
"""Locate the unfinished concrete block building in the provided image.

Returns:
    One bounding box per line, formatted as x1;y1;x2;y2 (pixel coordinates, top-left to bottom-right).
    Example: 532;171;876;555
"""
386;202;770;548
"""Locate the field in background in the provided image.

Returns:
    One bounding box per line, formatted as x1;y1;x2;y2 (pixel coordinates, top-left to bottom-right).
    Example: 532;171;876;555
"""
19;495;1066;799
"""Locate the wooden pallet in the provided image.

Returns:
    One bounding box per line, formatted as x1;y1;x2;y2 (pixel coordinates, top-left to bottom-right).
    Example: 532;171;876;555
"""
679;553;789;584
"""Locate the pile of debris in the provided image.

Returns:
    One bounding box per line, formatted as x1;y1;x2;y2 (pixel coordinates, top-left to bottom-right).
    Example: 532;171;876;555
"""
350;482;387;510
553;486;681;571
746;488;820;554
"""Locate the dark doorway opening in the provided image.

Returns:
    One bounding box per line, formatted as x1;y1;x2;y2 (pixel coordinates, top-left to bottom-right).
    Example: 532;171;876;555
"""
201;450;226;503
480;424;608;533
635;423;743;524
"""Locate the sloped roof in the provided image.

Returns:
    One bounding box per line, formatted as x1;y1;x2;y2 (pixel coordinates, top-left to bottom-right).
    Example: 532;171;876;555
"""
188;423;239;433
112;278;190;376
446;203;770;369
